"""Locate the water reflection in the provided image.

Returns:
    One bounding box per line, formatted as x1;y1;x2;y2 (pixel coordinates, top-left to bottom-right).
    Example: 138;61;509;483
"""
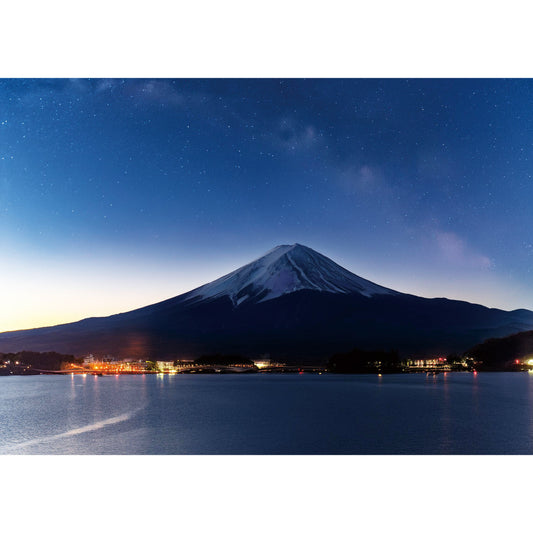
2;373;533;454
0;408;141;453
69;373;76;399
528;372;533;445
439;372;451;453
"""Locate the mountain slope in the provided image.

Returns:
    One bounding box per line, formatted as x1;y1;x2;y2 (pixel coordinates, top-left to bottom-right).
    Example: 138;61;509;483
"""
1;244;532;362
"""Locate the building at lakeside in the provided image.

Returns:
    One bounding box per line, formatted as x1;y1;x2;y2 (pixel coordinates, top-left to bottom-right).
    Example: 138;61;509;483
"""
83;358;148;373
253;358;286;369
156;361;176;372
406;357;449;369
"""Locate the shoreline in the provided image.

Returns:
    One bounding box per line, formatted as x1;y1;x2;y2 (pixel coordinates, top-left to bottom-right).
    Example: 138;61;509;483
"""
1;368;532;377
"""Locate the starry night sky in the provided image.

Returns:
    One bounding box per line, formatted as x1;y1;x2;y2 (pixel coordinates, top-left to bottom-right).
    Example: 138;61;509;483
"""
2;78;533;331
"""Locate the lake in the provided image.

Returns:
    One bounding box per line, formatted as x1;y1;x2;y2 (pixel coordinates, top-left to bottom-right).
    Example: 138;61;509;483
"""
1;372;532;454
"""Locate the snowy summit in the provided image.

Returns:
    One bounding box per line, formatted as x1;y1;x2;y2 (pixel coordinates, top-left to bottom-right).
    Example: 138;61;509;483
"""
186;243;396;306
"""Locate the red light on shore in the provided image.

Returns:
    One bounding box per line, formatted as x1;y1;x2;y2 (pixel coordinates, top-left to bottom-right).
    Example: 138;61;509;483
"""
515;359;520;364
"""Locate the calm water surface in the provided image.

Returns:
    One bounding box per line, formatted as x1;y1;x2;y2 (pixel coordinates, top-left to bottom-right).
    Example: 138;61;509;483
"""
1;372;533;454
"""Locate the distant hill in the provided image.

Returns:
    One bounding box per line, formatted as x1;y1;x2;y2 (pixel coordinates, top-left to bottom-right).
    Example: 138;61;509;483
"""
0;351;82;371
1;244;533;363
466;330;533;368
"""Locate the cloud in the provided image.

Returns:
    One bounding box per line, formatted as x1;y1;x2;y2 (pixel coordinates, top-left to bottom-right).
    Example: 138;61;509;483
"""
274;118;321;152
67;78;92;92
338;164;388;195
355;165;379;190
435;231;492;270
125;80;187;106
95;79;123;93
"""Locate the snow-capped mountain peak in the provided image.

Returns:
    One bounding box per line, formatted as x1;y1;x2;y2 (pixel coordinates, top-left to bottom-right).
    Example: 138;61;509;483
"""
185;243;396;306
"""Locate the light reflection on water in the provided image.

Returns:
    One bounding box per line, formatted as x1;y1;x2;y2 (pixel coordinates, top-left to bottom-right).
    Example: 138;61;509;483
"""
0;408;141;452
0;373;532;454
527;372;533;443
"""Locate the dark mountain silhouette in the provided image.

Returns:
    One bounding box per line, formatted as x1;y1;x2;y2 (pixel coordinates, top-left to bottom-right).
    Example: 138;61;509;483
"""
466;329;533;368
1;244;532;362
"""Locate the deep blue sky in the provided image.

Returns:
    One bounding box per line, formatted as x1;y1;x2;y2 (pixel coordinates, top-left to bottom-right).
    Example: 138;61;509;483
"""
2;78;533;330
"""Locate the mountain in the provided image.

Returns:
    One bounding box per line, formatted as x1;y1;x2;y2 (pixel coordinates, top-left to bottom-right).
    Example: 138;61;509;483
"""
185;244;397;305
1;243;533;363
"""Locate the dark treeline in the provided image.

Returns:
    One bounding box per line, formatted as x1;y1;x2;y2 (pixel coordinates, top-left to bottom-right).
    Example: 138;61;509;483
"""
328;348;400;373
466;330;533;370
194;354;255;366
0;351;83;371
327;340;523;373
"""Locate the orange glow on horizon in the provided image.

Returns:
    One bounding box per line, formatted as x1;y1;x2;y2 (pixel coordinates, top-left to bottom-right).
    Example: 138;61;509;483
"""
0;250;225;333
